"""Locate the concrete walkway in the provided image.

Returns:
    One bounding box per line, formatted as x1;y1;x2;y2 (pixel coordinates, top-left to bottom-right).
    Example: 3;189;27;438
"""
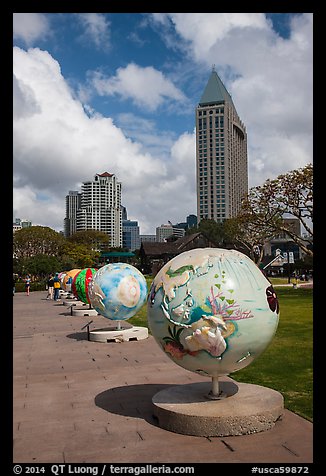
13;291;313;464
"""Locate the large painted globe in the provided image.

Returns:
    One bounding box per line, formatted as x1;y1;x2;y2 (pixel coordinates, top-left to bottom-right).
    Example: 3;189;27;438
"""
62;269;81;291
88;263;147;320
71;267;97;304
147;248;279;378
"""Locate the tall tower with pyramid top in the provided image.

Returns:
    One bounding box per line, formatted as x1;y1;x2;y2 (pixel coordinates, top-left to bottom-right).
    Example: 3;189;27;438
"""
196;67;248;223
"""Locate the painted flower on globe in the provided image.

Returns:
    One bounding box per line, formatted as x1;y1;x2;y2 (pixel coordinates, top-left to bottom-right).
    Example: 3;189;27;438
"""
182;316;227;357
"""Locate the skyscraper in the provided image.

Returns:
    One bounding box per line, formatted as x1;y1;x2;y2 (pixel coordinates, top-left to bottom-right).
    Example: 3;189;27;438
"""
196;68;248;223
76;172;122;247
64;191;81;237
123;220;140;251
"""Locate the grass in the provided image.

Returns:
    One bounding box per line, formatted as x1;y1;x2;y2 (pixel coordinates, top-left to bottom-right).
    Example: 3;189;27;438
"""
232;287;313;421
129;278;313;421
269;277;294;285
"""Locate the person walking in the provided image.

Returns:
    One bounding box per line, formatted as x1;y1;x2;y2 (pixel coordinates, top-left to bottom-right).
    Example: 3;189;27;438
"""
53;273;61;301
13;274;17;296
46;274;55;300
25;275;31;296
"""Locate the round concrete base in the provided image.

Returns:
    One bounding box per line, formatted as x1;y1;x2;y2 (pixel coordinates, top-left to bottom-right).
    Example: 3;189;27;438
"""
62;299;82;306
152;379;284;437
89;324;148;343
72;307;98;317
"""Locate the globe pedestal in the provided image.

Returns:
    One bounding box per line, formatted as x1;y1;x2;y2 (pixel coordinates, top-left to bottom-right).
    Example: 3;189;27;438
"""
62;298;80;306
152;377;284;437
89;321;148;343
72;305;98;317
206;376;228;400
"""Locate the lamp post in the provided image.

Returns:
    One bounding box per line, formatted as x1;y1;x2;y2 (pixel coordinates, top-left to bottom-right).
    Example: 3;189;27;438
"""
286;242;295;284
287;249;291;284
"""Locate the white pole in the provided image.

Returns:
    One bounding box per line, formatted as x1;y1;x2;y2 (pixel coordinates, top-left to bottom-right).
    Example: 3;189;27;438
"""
211;376;219;397
116;320;121;330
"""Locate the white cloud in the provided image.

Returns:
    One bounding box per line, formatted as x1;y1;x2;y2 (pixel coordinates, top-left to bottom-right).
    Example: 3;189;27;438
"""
13;47;196;234
13;14;313;235
13;13;50;46
164;13;268;59
76;13;111;50
151;13;313;186
116;112;176;158
91;62;186;111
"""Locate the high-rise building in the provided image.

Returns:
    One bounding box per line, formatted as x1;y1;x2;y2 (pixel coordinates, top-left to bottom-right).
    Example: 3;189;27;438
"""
156;223;173;242
173;214;198;231
64;191;81;237
121;205;128;221
156;223;185;242
140;234;156;243
186;214;197;229
76;172;122;247
123;219;140;251
196;68;248;222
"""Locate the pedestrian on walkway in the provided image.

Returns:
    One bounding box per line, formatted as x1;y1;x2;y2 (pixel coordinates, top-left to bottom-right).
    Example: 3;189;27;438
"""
46;274;55;300
13;274;17;296
25;275;31;296
53;273;61;301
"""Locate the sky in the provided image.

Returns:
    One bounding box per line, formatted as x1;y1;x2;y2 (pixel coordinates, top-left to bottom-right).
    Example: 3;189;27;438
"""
13;12;313;235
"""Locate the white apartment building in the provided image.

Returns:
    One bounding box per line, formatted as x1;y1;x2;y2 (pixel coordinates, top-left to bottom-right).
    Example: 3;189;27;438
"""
156;223;185;242
76;172;122;247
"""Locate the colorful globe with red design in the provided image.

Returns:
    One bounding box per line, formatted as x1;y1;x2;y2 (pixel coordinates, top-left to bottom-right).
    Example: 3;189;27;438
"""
71;268;98;304
62;269;81;291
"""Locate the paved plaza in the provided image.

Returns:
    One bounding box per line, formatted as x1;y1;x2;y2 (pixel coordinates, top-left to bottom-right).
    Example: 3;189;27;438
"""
13;291;313;464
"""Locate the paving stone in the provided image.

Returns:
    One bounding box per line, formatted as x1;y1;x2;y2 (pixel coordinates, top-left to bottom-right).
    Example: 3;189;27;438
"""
13;291;313;464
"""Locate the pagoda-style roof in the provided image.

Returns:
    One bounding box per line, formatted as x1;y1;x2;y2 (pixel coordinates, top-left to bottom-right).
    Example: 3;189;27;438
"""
97;172;114;177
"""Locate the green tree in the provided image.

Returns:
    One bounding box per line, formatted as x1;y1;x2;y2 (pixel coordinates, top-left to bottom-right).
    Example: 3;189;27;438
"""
240;164;313;257
68;230;110;251
224;216;275;265
23;254;62;279
13;226;65;259
13;226;101;277
187;219;227;246
61;241;98;268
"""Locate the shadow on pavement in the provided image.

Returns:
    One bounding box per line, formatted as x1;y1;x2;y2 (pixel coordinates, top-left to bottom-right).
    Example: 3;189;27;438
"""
95;383;172;425
66;331;88;341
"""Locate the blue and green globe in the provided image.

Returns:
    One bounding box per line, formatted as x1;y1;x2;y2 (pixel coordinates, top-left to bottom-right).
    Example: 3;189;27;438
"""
147;248;280;378
89;263;147;321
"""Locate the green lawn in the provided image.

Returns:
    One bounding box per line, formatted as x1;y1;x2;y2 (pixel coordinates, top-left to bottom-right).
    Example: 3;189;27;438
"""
231;287;313;421
129;279;313;421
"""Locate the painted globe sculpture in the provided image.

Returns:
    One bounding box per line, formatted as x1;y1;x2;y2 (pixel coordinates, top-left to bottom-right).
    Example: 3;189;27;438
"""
89;263;147;321
62;269;81;291
147;248;279;378
71;267;97;304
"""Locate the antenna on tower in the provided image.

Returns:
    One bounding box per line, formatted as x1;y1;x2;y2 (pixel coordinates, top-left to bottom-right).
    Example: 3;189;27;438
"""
212;64;216;72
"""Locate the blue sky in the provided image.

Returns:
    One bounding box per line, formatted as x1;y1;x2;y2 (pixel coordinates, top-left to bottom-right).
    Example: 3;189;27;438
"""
13;13;313;234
